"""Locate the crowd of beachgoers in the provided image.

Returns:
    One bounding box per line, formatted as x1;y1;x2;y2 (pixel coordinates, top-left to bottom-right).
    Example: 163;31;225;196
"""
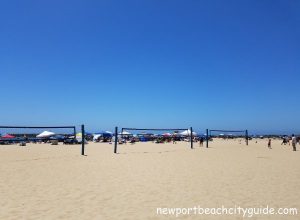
0;129;299;152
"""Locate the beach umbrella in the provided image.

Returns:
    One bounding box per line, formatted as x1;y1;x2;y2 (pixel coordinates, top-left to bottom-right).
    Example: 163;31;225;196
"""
76;133;83;138
1;134;15;139
162;133;172;136
93;134;102;141
94;131;113;138
77;131;91;136
49;135;65;141
76;132;92;136
172;132;181;136
36;131;55;138
94;131;113;135
76;133;88;143
180;130;197;136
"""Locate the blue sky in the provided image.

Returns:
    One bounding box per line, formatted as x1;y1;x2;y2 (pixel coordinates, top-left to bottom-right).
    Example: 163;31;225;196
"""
0;0;299;134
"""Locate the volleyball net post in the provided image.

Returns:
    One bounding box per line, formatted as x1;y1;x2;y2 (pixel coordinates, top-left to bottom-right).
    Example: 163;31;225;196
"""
114;126;118;154
81;124;85;155
190;127;193;149
206;129;209;148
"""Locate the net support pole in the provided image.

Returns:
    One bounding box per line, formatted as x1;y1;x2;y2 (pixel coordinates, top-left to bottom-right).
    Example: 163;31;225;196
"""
190;127;193;149
114;126;118;154
245;129;249;146
81;124;85;155
206;129;209;148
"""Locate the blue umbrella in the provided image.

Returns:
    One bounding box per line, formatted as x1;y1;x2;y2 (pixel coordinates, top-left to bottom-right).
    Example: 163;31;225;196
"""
94;131;113;137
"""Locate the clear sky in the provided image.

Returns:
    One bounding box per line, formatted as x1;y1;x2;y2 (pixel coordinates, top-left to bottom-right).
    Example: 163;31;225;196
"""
0;0;299;134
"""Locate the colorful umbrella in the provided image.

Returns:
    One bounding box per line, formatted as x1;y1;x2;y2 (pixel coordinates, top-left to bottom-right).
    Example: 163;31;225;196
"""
1;134;15;139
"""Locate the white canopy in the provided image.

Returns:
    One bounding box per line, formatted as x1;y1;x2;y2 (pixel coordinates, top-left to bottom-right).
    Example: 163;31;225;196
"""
180;130;197;136
36;131;55;138
118;131;132;135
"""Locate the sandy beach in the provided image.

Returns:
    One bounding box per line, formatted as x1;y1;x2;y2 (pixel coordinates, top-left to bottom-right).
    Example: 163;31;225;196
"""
0;139;299;220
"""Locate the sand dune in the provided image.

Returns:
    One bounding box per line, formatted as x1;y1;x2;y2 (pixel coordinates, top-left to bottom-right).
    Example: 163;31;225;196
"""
0;139;299;219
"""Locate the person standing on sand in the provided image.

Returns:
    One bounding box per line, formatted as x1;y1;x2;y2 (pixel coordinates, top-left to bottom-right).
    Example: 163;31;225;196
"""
268;138;272;149
172;136;176;144
291;134;297;151
199;137;203;147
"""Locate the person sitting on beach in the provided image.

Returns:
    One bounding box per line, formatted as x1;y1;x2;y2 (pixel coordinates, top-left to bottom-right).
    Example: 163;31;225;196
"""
268;138;272;149
129;138;135;144
118;139;125;144
291;134;297;151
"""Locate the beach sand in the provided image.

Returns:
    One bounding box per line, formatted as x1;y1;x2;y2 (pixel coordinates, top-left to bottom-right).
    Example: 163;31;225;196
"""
0;139;299;219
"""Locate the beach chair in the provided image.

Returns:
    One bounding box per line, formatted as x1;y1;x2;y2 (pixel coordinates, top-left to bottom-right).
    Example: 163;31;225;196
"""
51;140;58;145
19;142;26;146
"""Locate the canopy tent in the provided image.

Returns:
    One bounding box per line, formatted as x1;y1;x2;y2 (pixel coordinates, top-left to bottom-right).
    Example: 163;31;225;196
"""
1;134;15;139
36;131;55;138
180;130;197;136
118;131;132;135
